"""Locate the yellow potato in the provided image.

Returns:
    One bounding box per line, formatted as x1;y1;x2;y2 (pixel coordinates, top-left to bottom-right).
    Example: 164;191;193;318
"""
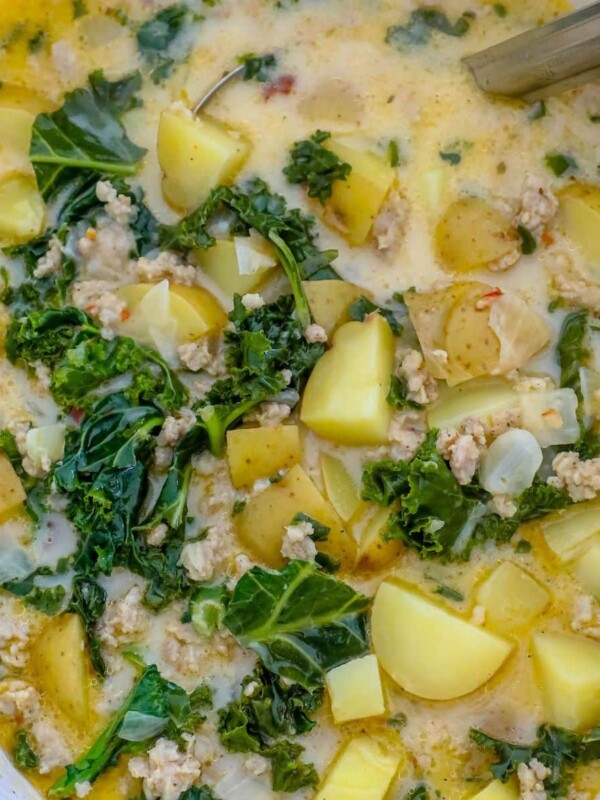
0;173;45;244
571;539;600;599
324;139;396;246
314;735;406;800
158;109;250;211
325;654;385;724
445;283;501;384
557;183;600;267
0;454;25;518
436;197;518;273
470;780;520;800
427;377;518;431
86;758;141;800
226;425;301;488
301;313;395;446
371;581;513;700
475;562;549;634
351;505;403;571
195;238;275;298
532;631;600;730
31;614;90;726
235;464;354;568
302;280;368;337
169;284;227;333
320;452;364;523
540;499;600;562
0;107;34;175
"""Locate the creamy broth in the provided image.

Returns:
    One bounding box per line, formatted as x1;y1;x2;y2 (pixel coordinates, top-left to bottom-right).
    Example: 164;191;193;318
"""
0;1;600;800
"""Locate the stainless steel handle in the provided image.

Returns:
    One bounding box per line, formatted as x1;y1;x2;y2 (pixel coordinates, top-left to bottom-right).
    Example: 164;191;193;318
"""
463;1;600;101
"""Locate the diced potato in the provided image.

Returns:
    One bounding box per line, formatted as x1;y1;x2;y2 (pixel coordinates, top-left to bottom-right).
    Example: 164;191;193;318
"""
0;454;26;518
371;581;513;700
445;283;501;384
320;453;364;522
301;314;395;446
352;505;403;571
31;614;90;726
519;388;579;447
427;377;518;431
323;138;396;246
571;539;600;599
470;780;520;800
557;183;600;266
0;173;45;244
325;654;385;724
303;280;368;336
0;107;34;174
436;197;518;273
226;425;301;488
117;280;226;349
532;631;600;730
235;464;355;568
314;735;405;800
541;499;600;562
86;759;141;800
194;238;277;298
475;562;549;634
158;108;250;211
417;166;450;216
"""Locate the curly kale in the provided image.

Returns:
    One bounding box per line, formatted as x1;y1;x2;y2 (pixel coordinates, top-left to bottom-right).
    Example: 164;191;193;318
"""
283;130;351;203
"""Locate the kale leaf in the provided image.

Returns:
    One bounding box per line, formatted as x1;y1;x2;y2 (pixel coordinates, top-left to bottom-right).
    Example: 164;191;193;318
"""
387;375;422;410
159;178;340;327
30;71;146;201
386;7;471;50
218;666;321;792
49;665;211;798
177;788;220;800
471;725;600;798
2;566;68;615
68;576;108;676
223;560;370;689
187;583;231;637
239;52;277;82
348;295;404;335
283;130;352;203
137;5;190;83
13;730;39;770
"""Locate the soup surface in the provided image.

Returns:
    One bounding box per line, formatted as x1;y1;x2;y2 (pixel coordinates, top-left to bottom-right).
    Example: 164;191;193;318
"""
0;1;600;799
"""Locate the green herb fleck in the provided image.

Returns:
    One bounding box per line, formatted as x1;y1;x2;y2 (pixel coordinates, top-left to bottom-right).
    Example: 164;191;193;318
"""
433;584;464;602
528;100;546;120
515;539;532;554
545;152;578;177
517;225;537;255
13;731;39;770
388;138;400;167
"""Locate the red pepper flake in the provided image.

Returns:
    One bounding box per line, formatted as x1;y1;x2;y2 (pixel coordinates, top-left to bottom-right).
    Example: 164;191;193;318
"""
71;407;85;425
541;231;555;246
263;74;296;101
475;288;503;311
120;307;131;322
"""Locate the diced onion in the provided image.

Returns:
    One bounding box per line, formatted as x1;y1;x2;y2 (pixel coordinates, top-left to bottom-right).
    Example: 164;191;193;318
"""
234;232;277;276
479;429;543;497
25;423;65;469
520;388;579;448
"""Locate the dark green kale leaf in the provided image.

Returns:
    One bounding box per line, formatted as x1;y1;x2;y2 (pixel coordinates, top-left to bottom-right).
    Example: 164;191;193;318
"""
403;785;430;800
289;513;330;541
177;788;220;800
239;52;277;82
13;730;39;770
30;70;146;201
387;375;422;410
517;225;537;255
49;665;210;798
283;130;352;203
2;566;67;615
386;7;471;50
223;560;370;689
218;666;321;793
5;307;91;367
187;583;231;637
137;5;190;83
348;295;404;335
471;725;600;798
159;178;340;327
68;576;108;676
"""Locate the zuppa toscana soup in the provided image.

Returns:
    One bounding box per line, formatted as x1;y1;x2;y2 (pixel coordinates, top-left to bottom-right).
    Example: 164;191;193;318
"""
0;0;599;799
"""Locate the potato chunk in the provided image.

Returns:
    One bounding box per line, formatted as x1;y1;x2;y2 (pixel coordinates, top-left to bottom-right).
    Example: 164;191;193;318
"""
326;654;385;724
541;499;600;562
436;197;518;273
323;139;396;246
475;562;549;634
532;631;600;730
427;377;517;431
302;280;368;337
571;539;600;599
158;109;250;211
31;614;90;726
352;505;403;571
301;313;395;445
320;453;364;523
0;173;45;244
235;464;354;567
0;454;26;518
314;735;405;800
226;425;301;488
445;283;501;383
0;107;34;174
195;238;276;298
470;780;520;800
371;581;513;700
557;183;600;266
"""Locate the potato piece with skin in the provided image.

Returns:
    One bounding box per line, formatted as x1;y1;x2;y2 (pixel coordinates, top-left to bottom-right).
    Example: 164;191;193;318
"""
532;631;600;730
301;313;395;446
0;107;34;174
0;454;26;519
235;464;355;568
427;377;518;431
445;284;501;385
352;505;403;571
436;197;518;273
158;109;250;212
320;452;364;523
303;280;369;337
226;425;301;488
0;173;45;244
557;183;600;267
326;654;385;724
541;499;600;562
323;139;396;246
470;780;520;800
475;562;550;634
571;539;600;599
314;735;406;800
371;581;513;700
31;614;90;726
195;239;275;299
